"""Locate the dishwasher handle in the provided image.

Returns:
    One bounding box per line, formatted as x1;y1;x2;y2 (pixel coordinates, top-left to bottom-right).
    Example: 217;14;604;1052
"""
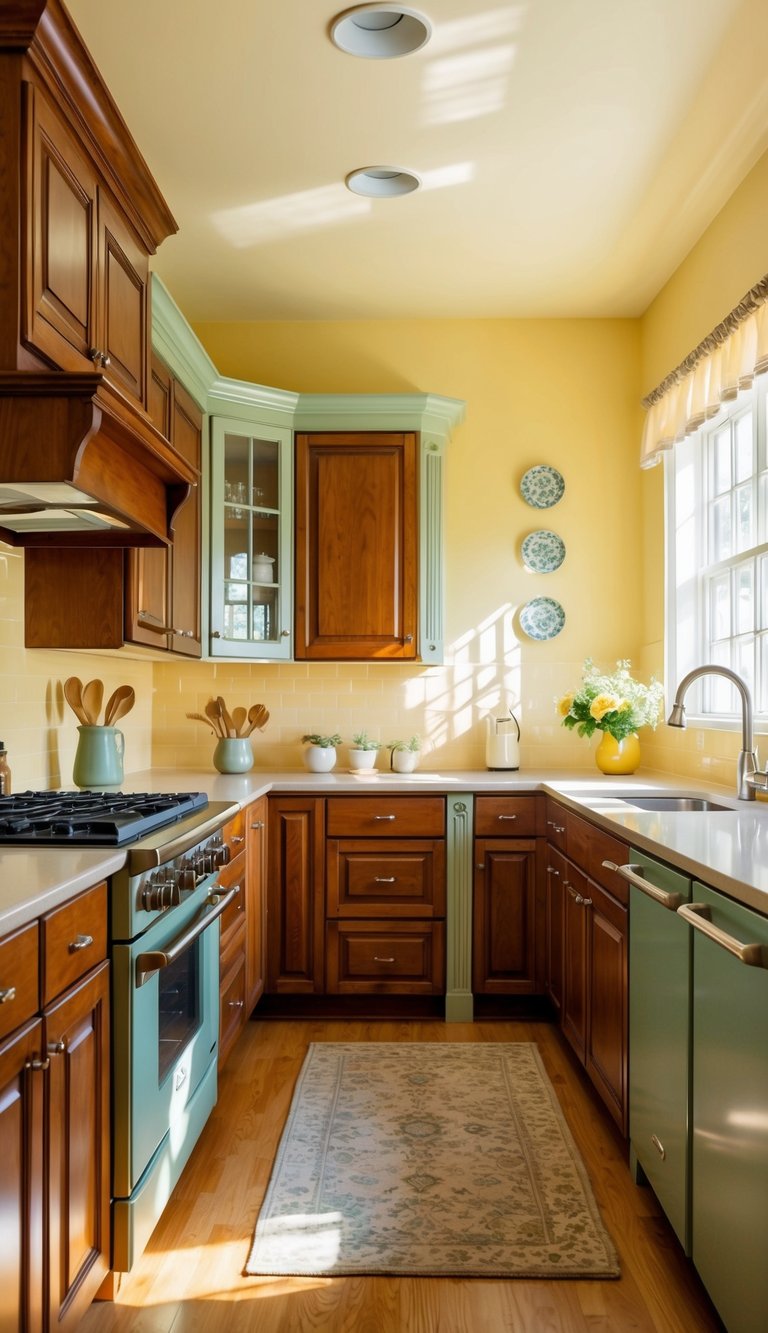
603;860;684;911
135;885;238;987
677;902;768;968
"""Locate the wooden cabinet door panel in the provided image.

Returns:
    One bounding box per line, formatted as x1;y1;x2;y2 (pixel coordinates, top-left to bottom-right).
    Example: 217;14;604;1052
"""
546;846;566;1016
327;839;446;917
586;881;627;1133
267;798;325;993
25;85;97;369
45;961;110;1332
0;1018;44;1333
98;189;148;408
473;839;538;994
245;798;267;1012
168;377;202;655
562;860;589;1061
295;432;418;659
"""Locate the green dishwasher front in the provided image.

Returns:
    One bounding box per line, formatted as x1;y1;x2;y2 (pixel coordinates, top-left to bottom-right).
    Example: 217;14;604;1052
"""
629;850;692;1252
689;883;768;1333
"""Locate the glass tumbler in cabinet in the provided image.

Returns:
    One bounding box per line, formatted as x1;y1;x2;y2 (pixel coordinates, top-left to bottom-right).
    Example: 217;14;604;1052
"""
210;417;293;657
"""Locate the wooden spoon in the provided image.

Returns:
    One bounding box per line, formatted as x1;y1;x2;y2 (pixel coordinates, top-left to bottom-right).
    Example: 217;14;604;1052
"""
244;704;269;735
81;678;104;725
205;698;225;738
104;685;133;726
109;686;135;724
63;676;88;725
231;706;247;737
217;696;236;738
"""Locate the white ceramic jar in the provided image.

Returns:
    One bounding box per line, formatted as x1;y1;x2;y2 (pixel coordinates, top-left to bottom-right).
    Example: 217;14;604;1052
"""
253;553;275;583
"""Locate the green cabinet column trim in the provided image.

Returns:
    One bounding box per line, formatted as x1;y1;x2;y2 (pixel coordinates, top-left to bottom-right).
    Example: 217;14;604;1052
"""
446;794;474;1022
151;275;217;410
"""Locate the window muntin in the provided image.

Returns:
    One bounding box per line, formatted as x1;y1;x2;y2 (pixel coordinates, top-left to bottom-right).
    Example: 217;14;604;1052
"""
667;374;768;722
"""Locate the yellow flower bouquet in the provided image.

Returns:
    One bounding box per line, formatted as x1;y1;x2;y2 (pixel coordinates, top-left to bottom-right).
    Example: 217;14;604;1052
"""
557;659;664;742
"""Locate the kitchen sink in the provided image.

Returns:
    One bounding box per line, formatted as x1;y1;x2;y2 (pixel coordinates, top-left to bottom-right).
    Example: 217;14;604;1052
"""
617;796;735;812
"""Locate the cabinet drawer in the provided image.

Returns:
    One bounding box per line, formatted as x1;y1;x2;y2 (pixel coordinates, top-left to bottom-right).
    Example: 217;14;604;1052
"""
326;920;445;994
475;795;542;837
216;850;247;943
0;922;39;1041
326;796;445;838
566;812;629;905
327;840;446;917
219;953;246;1068
222;809;247;857
41;882;107;1006
545;797;568;849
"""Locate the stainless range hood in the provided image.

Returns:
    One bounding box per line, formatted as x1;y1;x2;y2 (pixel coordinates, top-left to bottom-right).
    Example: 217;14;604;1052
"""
0;372;196;547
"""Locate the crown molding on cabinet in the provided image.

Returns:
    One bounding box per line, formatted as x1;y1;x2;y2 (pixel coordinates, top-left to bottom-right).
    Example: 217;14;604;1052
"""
293;393;466;439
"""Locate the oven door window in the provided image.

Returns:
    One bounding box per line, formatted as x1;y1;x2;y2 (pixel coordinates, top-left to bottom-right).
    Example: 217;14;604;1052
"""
158;945;200;1084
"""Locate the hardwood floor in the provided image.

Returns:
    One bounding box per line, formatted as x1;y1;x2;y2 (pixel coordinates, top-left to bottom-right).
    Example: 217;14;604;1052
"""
80;1018;723;1333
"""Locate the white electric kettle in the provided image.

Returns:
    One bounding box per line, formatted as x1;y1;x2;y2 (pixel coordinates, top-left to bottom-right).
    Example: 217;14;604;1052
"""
485;712;521;770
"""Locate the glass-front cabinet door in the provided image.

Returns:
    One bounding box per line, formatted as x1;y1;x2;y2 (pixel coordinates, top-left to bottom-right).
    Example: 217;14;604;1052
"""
210;417;293;657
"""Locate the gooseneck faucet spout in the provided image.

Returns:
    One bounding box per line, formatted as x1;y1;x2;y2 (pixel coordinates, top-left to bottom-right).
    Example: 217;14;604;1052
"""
667;665;758;800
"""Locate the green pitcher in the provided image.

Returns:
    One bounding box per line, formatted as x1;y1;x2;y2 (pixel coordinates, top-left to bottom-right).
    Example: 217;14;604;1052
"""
73;725;125;788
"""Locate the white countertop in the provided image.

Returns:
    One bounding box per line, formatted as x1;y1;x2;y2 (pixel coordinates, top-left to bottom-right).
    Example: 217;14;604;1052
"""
2;765;767;934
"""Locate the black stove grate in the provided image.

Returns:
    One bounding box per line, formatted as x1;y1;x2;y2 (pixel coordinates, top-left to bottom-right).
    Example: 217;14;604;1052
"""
0;790;209;846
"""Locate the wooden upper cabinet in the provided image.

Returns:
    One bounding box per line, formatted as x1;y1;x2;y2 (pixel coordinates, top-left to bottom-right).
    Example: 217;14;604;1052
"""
125;354;202;656
23;83;149;411
295;432;418;660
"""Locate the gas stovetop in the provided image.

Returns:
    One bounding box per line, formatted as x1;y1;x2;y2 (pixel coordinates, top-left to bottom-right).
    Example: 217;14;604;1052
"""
0;790;209;846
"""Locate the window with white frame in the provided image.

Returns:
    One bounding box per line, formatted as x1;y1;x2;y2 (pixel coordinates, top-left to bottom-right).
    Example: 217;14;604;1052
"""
666;371;768;723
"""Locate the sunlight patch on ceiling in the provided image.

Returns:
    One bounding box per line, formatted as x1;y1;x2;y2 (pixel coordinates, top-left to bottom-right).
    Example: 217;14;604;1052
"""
428;5;527;54
212;184;370;248
423;44;517;124
419;161;475;190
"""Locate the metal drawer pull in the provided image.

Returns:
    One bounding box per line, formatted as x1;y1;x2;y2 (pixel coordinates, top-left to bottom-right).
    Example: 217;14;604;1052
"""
604;860;683;911
48;1040;67;1055
546;867;560;876
0;986;16;1004
135;885;238;986
373;814;396;821
373;876;396;883
677;903;768;968
497;813;517;821
373;956;396;963
566;883;591;906
230;835;245;845
25;1056;50;1072
69;933;94;952
651;1134;666;1160
251;821;264;830
228;999;244;1009
547;820;565;834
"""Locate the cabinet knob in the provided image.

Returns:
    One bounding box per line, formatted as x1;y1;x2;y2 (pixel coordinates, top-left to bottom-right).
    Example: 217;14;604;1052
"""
212;630;222;638
25;1056;50;1072
404;634;414;643
476;863;485;870
281;629;290;637
47;1039;67;1055
0;986;16;1004
69;933;94;952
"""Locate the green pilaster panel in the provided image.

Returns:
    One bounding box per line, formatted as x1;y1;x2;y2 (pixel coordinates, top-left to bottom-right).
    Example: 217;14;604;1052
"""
446;794;474;1022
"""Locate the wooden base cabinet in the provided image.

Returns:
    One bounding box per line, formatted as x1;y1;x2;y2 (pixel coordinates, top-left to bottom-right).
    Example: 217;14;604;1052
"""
218;803;267;1069
267;797;326;994
0;883;110;1333
473;839;539;994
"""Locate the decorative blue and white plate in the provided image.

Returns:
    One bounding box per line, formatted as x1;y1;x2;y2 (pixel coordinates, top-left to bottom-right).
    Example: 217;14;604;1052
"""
520;465;565;509
521;529;565;573
519;597;565;640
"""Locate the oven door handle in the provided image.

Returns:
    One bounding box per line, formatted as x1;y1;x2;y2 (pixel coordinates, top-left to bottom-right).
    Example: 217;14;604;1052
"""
135;886;238;987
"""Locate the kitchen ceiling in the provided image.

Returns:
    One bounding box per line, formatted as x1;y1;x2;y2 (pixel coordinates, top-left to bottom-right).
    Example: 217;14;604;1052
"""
67;0;768;321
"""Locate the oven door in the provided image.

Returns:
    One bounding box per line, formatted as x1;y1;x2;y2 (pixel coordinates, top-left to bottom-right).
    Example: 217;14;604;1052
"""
111;882;236;1203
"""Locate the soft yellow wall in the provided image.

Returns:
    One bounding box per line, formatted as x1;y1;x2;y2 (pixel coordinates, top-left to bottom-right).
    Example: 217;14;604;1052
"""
150;318;643;773
640;146;768;785
0;544;155;789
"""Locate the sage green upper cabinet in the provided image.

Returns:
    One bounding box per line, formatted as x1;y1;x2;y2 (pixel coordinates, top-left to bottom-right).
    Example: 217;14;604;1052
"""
209;413;294;659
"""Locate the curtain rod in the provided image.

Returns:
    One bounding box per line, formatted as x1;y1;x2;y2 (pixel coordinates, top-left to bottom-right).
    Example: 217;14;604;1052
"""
641;272;768;409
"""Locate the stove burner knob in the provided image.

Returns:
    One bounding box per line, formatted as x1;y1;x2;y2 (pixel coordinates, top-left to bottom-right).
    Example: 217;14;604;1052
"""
179;867;196;892
213;845;231;868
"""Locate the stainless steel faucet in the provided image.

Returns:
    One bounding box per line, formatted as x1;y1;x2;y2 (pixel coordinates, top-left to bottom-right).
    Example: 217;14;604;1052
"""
667;665;761;800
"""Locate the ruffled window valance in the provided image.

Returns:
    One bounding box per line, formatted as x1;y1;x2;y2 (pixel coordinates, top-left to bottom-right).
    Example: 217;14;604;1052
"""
640;274;768;469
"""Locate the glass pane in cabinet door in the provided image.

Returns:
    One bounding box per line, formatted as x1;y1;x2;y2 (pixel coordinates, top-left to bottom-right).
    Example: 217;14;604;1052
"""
224;435;249;517
252;438;280;511
252;588;278;643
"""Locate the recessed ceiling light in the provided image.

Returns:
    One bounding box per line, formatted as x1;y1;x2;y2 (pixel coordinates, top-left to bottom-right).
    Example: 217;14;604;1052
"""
331;5;432;59
345;167;421;198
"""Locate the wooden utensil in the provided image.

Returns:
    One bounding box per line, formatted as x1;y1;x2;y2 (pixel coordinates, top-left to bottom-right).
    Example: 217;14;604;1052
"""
231;706;247;737
104;685;132;726
109;686;135;724
244;704;269;735
217;696;236;738
81;678;104;725
186;711;218;734
63;676;89;725
205;698;225;738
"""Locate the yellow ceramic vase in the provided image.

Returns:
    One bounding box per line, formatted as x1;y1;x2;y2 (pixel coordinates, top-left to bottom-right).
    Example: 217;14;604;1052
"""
595;731;640;775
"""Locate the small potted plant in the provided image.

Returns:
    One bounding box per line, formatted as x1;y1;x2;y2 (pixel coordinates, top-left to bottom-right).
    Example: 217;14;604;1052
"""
301;732;341;773
387;735;421;773
348;731;381;771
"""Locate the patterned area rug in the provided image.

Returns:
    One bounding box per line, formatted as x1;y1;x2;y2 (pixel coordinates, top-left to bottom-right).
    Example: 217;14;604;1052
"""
245;1042;619;1278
